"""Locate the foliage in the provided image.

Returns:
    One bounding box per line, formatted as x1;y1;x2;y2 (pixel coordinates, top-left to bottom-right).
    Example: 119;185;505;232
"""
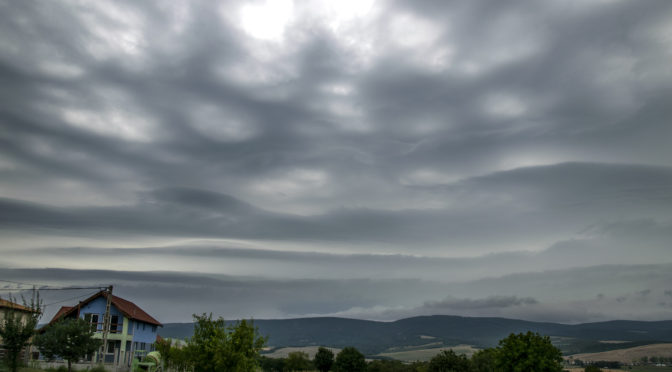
590;360;621;369
471;348;500;372
427;349;471;372
33;318;101;372
0;292;42;372
368;359;427;372
155;338;191;372
258;356;285;372
313;347;334;372
495;332;563;372
186;313;267;372
584;366;602;372
333;347;366;372
284;351;312;371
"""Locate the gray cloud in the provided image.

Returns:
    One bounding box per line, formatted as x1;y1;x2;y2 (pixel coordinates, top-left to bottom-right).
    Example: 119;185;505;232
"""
1;0;672;322
423;296;538;311
2;162;672;257
2;264;671;324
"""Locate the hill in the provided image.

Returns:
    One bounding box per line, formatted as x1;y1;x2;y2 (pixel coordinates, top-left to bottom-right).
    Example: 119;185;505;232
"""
158;315;672;355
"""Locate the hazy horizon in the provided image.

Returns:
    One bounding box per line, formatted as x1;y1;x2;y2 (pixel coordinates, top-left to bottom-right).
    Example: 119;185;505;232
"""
2;0;672;324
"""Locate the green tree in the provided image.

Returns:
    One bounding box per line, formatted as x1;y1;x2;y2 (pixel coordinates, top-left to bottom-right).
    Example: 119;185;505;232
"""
285;351;311;371
0;292;42;372
33;318;102;372
155;338;191;372
495;332;563;372
186;313;267;372
471;348;499;372
584;366;602;372
428;349;471;372
333;347;366;372
314;347;334;372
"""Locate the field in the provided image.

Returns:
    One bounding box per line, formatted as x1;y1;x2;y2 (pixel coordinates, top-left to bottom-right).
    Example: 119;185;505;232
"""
569;343;672;364
262;346;341;359
375;344;479;362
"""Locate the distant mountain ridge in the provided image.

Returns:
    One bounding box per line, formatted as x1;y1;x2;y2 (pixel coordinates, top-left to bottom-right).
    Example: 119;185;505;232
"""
158;315;672;355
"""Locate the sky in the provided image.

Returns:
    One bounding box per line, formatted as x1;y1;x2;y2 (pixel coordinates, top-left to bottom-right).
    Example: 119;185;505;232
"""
1;0;672;324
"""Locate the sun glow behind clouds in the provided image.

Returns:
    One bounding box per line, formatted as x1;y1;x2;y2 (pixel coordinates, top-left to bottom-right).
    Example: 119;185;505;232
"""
237;0;376;42
239;0;294;41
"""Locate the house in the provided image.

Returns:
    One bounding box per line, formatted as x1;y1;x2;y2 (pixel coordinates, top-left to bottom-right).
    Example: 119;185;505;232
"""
0;298;39;361
47;290;162;367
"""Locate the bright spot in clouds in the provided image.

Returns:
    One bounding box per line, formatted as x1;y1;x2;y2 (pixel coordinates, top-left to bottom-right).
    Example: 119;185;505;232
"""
239;0;294;41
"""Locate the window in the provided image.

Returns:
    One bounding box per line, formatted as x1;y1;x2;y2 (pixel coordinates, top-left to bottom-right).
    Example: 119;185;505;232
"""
110;315;119;332
83;313;99;332
151;325;156;332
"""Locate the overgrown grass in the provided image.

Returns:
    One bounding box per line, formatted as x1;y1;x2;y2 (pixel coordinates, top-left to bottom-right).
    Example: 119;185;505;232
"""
14;365;107;372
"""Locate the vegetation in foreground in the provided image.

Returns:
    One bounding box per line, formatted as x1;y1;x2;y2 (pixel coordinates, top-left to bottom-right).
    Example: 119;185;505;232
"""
34;318;102;372
256;331;564;372
0;293;41;372
3;297;666;372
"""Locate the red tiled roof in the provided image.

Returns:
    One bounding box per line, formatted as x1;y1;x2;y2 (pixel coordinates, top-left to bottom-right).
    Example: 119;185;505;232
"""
107;294;161;326
49;291;162;326
51;306;74;322
0;298;36;313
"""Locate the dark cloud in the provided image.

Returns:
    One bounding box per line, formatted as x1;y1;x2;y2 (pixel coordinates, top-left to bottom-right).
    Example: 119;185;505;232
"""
1;0;672;321
2;264;671;323
2;162;672;257
423;296;538;311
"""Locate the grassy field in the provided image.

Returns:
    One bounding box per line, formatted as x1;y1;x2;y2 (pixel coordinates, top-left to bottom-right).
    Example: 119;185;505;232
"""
262;346;341;359
375;344;479;362
569;343;672;364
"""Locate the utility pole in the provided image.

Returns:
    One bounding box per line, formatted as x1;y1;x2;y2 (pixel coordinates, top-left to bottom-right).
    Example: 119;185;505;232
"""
98;285;113;364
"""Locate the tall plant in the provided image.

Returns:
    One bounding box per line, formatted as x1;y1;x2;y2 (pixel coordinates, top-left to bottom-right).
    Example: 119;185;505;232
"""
0;290;42;372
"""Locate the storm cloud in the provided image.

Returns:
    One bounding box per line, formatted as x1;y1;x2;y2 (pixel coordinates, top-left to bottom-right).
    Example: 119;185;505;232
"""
1;0;672;322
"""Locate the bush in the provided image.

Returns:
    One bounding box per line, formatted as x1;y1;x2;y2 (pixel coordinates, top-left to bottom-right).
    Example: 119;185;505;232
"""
428;350;470;372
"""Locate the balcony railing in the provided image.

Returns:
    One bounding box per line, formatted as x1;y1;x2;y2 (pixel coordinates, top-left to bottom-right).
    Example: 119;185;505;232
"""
89;322;123;333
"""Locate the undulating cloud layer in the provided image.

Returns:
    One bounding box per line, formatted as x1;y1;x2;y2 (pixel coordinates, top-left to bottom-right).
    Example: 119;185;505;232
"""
1;0;671;323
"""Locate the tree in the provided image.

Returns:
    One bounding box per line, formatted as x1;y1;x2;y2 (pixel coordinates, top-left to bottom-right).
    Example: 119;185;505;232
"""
584;366;602;372
314;347;334;372
285;351;311;371
428;349;471;372
333;346;366;372
495;332;563;372
155;338;191;372
186;313;267;372
471;348;500;372
33;318;102;372
0;292;42;372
